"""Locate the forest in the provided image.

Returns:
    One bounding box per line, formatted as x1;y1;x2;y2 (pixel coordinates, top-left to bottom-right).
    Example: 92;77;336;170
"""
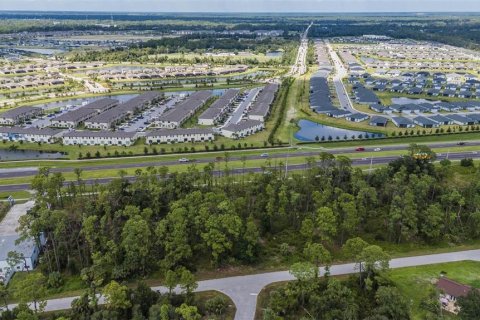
0;145;479;319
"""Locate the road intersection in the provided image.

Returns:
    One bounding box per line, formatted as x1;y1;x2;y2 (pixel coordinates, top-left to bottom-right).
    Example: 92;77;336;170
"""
6;249;480;320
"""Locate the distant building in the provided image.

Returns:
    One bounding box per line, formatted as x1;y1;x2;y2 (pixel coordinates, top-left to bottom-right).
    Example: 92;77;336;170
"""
0;127;64;143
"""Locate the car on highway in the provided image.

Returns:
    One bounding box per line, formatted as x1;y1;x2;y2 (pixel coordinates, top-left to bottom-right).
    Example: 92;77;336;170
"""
374;148;382;152
355;147;365;152
457;142;466;146
178;158;190;163
260;153;269;158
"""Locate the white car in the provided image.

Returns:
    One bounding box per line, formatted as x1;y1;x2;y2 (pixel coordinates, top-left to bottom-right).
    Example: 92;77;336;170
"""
374;148;382;152
178;158;190;163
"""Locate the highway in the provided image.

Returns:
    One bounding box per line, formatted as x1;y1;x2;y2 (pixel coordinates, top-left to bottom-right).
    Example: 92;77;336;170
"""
289;22;312;76
7;249;480;319
0;147;478;192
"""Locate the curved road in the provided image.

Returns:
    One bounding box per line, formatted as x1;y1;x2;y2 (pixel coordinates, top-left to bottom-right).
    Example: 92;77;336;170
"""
6;249;480;319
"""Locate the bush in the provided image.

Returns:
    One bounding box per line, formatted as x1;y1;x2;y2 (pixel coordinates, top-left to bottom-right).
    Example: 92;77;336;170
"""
205;295;228;316
460;158;474;167
47;271;63;289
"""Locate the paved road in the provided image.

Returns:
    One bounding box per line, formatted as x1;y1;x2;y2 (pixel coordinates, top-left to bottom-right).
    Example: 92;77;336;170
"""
224;88;260;125
7;249;480;319
0;149;478;192
289;22;312;76
0;140;478;180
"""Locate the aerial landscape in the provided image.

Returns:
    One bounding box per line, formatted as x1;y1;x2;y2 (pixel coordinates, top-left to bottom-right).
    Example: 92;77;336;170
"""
1;1;480;319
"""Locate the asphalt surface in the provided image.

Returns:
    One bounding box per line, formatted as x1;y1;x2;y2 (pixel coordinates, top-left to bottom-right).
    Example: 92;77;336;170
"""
0;140;479;180
0;147;479;192
6;249;480;319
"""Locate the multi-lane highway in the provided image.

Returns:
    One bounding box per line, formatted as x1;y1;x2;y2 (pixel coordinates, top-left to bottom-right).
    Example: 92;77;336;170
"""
0;143;478;192
289;22;312;76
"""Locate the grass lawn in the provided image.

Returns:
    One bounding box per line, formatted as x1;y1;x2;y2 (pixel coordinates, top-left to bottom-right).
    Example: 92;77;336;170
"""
0;190;32;200
390;261;480;319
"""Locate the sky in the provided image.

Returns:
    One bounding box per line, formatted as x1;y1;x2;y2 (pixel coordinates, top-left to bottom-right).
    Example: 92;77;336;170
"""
1;0;479;13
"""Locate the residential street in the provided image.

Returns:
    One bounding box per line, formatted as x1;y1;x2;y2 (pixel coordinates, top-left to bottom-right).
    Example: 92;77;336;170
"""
7;249;480;319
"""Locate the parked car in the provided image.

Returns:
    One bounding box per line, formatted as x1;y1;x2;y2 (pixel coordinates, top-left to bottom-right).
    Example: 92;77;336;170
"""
355;147;365;152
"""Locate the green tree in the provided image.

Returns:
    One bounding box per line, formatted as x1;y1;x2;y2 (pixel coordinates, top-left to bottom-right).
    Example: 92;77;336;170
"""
303;242;331;278
14;272;47;313
458;289;480;320
175;303;201;320
373;286;411;320
102;280;132;311
121;214;152;275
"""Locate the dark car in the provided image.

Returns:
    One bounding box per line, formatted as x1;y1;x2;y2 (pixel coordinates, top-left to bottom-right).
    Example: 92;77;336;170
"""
355;147;365;152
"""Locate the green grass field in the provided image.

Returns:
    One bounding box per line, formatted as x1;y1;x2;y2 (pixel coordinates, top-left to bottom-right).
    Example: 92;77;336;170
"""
390;261;480;319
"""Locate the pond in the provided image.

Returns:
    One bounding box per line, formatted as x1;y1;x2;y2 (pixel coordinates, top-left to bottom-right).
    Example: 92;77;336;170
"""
294;120;385;142
266;51;283;58
30;94;140;111
0;149;66;161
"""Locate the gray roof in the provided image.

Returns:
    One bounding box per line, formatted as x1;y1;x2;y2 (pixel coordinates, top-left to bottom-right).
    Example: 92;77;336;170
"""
429;114;453;123
0;126;63;136
0;106;42;119
199;89;239;121
0;235;37;261
146;128;214;137
158;90;213;123
369;116;388;124
54;98;118;123
347;113;369;120
249;84;278;117
223;119;263;132
63;130;136;139
392;116;414;125
86;92;161;124
413;116;439;126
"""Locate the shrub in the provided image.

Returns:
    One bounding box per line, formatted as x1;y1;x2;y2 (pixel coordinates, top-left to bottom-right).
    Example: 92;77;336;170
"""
205;296;228;316
47;271;63;289
460;158;474;167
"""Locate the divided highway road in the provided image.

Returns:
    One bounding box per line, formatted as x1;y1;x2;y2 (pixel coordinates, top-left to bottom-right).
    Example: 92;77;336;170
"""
0;148;479;192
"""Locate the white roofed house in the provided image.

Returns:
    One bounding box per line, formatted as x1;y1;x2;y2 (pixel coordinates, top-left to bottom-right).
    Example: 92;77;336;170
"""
222;120;264;139
146;128;215;144
62;130;138;146
0;106;43;125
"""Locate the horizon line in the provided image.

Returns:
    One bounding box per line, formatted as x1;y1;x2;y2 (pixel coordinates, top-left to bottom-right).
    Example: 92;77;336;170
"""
1;10;480;14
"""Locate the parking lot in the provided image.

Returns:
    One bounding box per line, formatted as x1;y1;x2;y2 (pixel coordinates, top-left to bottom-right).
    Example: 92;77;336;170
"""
121;95;182;132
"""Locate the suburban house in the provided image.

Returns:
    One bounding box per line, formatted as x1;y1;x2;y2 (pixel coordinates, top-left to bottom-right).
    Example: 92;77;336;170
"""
369;116;388;127
436;277;472;314
0;106;43;125
392;116;415;128
0;235;43;284
346;113;369;122
146;128;215;144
